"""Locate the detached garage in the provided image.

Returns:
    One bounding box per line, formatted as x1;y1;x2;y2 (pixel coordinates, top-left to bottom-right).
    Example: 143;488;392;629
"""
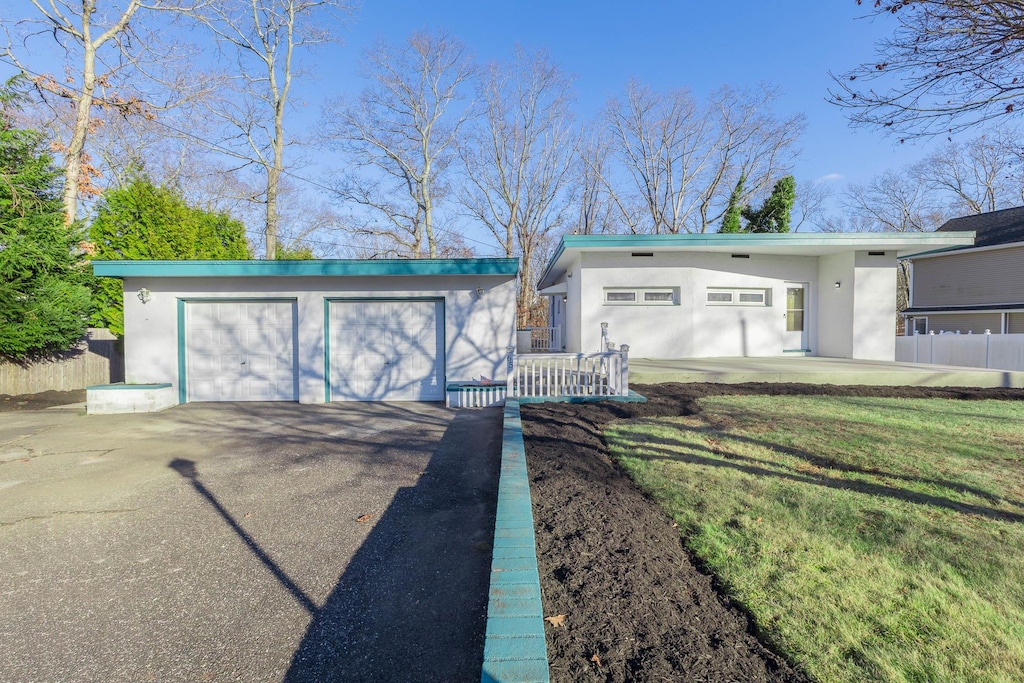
91;259;518;405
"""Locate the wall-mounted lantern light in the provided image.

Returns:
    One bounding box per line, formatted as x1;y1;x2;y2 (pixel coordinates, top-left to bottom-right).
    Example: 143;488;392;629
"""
834;281;841;289
137;288;152;304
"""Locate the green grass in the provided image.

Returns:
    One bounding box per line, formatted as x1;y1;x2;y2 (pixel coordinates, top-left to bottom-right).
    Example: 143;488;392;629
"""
608;396;1024;683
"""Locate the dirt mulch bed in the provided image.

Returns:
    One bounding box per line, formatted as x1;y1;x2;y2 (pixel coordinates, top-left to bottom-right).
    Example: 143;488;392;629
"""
0;389;86;412
520;382;1024;683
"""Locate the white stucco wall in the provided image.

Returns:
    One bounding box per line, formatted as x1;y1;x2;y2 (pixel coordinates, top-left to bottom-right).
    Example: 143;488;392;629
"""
852;252;898;360
817;252;855;358
553;249;899;361
120;274;516;404
572;251;819;358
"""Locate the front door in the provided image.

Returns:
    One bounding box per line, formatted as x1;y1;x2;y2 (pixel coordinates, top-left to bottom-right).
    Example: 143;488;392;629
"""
784;284;808;351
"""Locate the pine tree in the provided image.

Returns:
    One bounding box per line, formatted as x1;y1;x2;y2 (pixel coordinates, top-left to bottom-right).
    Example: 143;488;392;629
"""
89;177;251;335
742;176;796;233
720;175;746;233
0;81;92;359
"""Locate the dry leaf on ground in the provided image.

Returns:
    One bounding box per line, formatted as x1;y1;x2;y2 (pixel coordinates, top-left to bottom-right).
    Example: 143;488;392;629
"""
591;654;602;667
355;514;373;523
544;614;566;628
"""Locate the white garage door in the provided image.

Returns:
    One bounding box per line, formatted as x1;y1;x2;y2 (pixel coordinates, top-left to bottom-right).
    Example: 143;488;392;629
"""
186;300;298;402
329;299;444;401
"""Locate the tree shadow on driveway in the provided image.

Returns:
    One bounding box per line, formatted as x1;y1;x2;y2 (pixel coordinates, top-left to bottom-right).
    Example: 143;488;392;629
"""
172;407;503;683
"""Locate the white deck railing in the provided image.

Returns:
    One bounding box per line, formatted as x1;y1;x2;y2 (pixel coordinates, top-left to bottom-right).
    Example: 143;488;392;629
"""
506;348;630;398
529;326;562;352
896;331;1024;371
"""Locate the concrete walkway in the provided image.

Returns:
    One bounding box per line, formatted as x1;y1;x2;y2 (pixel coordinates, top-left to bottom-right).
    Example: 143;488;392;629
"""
629;356;1024;388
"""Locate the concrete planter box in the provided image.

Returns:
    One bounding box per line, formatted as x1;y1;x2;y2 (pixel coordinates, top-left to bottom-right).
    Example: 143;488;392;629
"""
445;382;507;408
87;383;176;414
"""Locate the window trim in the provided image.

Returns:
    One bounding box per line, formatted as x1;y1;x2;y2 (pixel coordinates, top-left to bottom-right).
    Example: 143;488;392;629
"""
706;287;771;307
603;287;678;306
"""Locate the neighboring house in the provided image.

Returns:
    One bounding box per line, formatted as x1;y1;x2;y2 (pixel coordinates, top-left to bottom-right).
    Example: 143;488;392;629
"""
91;259;518;404
902;206;1024;335
536;232;973;360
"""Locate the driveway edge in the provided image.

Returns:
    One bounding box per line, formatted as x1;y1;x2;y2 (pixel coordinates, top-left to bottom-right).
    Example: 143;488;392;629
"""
480;398;550;683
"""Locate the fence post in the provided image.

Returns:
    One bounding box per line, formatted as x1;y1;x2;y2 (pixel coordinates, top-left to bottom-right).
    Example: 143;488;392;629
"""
600;321;609;353
985;329;991;369
505;346;515;398
619;345;630;396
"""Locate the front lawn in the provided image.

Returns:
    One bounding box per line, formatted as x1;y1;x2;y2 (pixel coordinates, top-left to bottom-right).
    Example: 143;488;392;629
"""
608;395;1024;683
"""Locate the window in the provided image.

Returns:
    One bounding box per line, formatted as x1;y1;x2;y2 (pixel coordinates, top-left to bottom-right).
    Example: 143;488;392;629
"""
912;317;928;335
707;288;770;306
604;288;677;305
605;291;637;303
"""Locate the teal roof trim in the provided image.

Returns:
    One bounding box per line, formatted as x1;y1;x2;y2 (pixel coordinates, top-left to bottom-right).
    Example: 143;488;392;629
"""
92;258;519;278
557;232;976;249
538;232;977;288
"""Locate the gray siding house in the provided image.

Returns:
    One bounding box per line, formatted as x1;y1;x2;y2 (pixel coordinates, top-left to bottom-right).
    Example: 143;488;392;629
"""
903;207;1024;335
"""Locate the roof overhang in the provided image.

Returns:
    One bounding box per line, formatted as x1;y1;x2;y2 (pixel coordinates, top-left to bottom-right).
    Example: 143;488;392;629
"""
538;282;567;295
537;233;976;289
92;258;520;279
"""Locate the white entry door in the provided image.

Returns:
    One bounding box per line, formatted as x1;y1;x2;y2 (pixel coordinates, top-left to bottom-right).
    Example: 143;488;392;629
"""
186;300;298;401
784;284;808;351
329;300;444;401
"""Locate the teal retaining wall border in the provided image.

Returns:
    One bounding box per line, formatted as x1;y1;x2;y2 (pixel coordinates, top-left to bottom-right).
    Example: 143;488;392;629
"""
481;399;550;683
517;390;647;405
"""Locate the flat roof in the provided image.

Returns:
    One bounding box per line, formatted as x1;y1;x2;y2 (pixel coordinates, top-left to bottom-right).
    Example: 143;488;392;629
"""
538;232;976;288
93;258;520;278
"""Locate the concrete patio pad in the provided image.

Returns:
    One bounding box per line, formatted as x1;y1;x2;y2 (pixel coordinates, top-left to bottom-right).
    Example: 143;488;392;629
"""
629;356;1024;388
0;401;501;683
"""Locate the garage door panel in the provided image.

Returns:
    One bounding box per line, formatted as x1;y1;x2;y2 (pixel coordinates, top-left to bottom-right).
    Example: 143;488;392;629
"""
329;299;444;401
186;300;297;402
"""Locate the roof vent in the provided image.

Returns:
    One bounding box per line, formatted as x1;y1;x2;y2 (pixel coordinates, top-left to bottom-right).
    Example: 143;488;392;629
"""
631;252;654;257
731;254;750;259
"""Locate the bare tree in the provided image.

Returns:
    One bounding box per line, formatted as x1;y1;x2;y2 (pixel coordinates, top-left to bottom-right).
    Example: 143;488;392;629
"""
191;0;349;259
459;48;577;325
603;81;803;234
840;169;949;233
5;0;203;223
569;127;621;235
831;1;1024;137
918;126;1024;214
791;178;831;232
322;30;475;258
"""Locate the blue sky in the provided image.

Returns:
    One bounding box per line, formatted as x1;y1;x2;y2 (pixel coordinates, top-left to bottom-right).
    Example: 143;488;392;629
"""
318;0;936;194
2;0;949;242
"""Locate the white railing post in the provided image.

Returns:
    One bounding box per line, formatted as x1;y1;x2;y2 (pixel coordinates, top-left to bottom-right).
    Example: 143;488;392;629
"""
985;329;991;369
506;346;515;398
600;322;609;353
619;344;630;396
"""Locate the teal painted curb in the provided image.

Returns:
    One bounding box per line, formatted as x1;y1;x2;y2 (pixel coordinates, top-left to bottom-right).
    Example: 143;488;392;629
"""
481;399;549;683
517;389;647;405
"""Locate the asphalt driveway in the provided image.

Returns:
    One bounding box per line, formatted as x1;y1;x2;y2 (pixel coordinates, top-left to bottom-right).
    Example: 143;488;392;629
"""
0;401;503;683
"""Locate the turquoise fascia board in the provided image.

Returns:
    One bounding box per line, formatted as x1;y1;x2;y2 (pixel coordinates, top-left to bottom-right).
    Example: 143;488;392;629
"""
86;383;172;390
537;231;977;288
93;258;519;278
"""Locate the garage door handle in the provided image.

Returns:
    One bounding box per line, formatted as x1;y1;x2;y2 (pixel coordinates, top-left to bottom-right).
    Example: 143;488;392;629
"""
241;361;246;365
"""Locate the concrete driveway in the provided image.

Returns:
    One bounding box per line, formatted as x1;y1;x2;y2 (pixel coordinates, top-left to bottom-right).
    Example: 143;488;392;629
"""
0;401;502;683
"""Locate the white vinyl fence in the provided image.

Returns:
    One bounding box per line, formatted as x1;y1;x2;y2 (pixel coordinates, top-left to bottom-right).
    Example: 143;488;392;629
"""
507;347;630;398
896;332;1024;372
